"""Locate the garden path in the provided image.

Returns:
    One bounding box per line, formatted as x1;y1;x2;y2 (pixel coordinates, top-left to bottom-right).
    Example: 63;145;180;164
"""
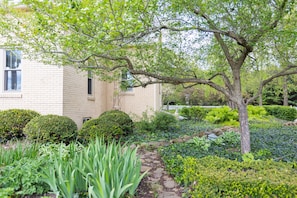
135;146;184;198
134;126;240;198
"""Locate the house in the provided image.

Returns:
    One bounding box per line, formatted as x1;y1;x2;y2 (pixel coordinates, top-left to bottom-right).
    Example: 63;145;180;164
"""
0;49;162;128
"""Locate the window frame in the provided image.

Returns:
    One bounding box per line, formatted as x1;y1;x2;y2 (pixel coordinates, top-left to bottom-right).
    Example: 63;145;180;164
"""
87;70;93;95
4;50;22;92
121;70;134;92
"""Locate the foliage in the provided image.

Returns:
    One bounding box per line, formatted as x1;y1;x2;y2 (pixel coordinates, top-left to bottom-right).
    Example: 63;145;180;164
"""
23;114;78;144
0;109;40;142
2;0;297;154
161;122;297;191
214;131;240;146
264;105;297;121
251;126;297;162
134;112;155;133
99;110;134;135
124;120;216;143
180;106;207;121
78;118;123;143
0;140;144;197
205;106;239;126
161;124;297;164
180;156;297;197
79;110;133;143
205;106;273;126
0;141;39;167
0;143;52;196
247;105;268;121
262;76;297;106
162;84;226;106
0;187;14;198
187;136;211;151
186;131;240;153
0;157;50;196
42;139;146;198
179;107;190;119
0;144;59;196
151;111;177;132
241;152;256;162
133;111;178;134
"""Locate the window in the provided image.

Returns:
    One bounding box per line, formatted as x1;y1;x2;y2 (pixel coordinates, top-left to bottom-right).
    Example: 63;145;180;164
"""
87;70;92;95
4;50;21;91
121;70;134;91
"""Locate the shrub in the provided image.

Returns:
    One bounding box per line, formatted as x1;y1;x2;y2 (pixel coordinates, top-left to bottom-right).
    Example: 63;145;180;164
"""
180;107;191;119
23;114;77;143
180;106;207;121
0;109;40;141
247;105;269;121
264;105;297;121
99;110;134;135
78;118;123;143
180;156;297;197
134;112;154;133
205;106;271;126
152;111;177;131
205;106;239;126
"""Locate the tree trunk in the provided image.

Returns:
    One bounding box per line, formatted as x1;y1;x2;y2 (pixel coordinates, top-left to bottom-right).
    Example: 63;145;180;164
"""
259;94;263;106
227;99;237;109
283;76;288;106
238;103;251;154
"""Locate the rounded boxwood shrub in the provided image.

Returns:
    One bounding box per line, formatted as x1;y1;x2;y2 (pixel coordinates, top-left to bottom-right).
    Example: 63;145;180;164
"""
23;114;77;143
78;118;124;143
99;110;134;135
0;109;40;141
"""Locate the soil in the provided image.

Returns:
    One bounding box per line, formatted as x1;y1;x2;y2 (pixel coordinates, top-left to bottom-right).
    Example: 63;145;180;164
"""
135;176;157;198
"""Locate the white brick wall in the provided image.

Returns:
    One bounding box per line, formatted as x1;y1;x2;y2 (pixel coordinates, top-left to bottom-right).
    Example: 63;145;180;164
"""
0;49;63;115
62;67;109;128
0;49;162;128
119;84;162;119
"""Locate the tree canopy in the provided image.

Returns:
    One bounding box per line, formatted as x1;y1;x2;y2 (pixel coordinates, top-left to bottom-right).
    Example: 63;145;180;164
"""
0;0;296;153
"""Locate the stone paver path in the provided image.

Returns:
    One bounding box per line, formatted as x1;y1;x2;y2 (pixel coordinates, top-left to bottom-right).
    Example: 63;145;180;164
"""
137;148;184;198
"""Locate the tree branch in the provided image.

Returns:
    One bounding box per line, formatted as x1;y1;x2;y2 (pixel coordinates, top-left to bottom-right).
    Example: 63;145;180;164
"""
247;65;297;104
192;8;236;68
208;72;233;93
129;68;233;100
250;0;288;44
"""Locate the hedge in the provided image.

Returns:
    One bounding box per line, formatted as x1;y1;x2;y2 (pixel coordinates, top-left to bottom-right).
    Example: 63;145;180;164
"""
180;156;297;197
264;105;297;121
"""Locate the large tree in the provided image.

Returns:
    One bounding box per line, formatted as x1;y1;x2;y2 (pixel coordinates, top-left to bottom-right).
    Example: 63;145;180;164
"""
1;0;297;153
